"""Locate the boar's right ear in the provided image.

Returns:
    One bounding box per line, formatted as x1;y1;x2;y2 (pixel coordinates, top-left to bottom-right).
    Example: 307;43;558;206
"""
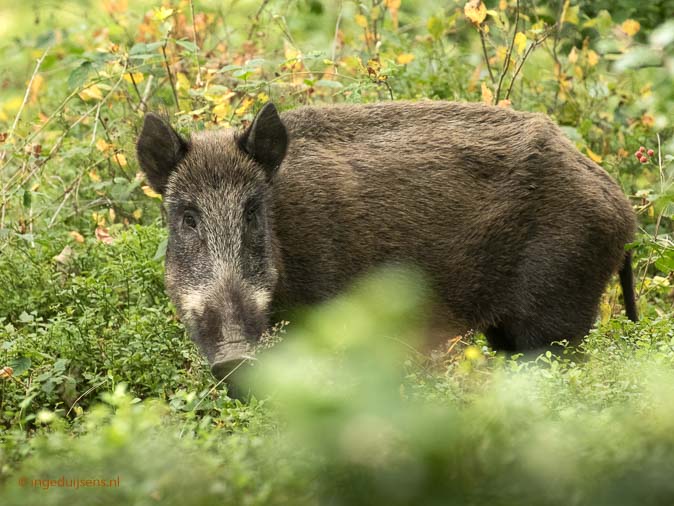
136;113;189;194
238;103;288;178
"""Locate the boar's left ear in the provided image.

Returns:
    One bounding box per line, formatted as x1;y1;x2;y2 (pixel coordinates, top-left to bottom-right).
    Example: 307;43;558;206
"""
238;103;288;178
136;113;189;195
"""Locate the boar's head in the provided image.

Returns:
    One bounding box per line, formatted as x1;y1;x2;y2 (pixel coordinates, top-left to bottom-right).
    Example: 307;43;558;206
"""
136;103;288;380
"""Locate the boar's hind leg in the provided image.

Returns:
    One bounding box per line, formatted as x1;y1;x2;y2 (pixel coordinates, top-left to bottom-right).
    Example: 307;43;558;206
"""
484;314;594;354
484;266;608;352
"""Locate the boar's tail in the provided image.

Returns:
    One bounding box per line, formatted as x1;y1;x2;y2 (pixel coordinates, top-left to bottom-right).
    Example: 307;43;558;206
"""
618;250;638;322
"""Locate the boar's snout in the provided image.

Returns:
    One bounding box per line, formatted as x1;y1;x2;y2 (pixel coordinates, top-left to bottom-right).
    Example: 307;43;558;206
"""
181;277;269;381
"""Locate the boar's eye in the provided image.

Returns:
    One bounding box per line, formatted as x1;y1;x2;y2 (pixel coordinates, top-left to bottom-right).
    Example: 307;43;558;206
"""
182;209;199;229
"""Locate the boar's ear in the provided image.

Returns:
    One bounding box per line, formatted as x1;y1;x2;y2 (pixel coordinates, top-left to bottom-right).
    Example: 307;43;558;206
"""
136;113;189;194
238;103;288;178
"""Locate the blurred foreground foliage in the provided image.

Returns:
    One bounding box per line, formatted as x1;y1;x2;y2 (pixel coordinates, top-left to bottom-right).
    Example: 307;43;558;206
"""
1;0;674;504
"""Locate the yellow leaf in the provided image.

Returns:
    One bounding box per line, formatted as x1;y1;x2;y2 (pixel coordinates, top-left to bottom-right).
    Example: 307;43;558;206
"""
212;102;230;121
108;208;116;223
103;0;127;14
123;72;144;84
95;138;111;152
586;147;602;163
152;6;174;22
464;346;481;361
175;72;190;92
464;0;487;25
114;153;127;167
384;0;401;29
396;53;415;65
495;45;508;64
568;47;578;64
0;366;13;379
69;231;85;243
648;205;654;218
499;0;507;9
561;0;579;25
574;65;584;79
514;32;527;55
142;185;162;199
78;84;103;102
88;170;101;182
92;212;106;226
29;73;44;104
587;49;599;67
355;14;368;28
235;97;254;117
133;209;143;220
621;19;640;36
257;91;269;102
481;82;493;104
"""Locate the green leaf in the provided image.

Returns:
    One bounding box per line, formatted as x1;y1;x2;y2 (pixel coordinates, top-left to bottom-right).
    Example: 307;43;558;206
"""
315;79;343;89
22;189;32;208
175;39;198;52
153;238;168;261
68;61;92;89
9;356;31;376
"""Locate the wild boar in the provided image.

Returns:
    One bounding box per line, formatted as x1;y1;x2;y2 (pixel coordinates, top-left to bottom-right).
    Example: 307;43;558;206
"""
136;100;637;380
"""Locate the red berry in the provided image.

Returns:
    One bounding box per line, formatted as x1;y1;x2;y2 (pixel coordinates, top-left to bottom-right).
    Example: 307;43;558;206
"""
647;149;655;157
635;151;642;158
639;146;646;152
640;156;648;163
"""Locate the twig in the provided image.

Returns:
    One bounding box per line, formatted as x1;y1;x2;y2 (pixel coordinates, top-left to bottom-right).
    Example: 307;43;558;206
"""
331;1;344;64
189;0;203;86
247;0;271;41
504;28;554;100
4;63;129;201
479;26;495;83
48;171;87;228
90;102;101;146
140;75;154;112
494;0;519;105
550;0;565;112
178;356;256;439
638;134;667;295
162;42;180;109
127;68;142;104
7;47;50;143
66;379;108;417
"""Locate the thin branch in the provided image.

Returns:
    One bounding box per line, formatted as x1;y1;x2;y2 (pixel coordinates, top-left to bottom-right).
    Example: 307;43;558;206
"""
494;0;520;105
247;0;271;41
140;75;154;112
162;42;180;109
3;63;128;203
7;47;50;143
479;27;495;83
504;28;554;101
550;0;565;112
331;1;344;64
189;0;203;87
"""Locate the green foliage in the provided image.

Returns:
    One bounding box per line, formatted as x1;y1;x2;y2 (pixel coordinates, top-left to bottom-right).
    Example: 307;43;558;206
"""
0;0;673;504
